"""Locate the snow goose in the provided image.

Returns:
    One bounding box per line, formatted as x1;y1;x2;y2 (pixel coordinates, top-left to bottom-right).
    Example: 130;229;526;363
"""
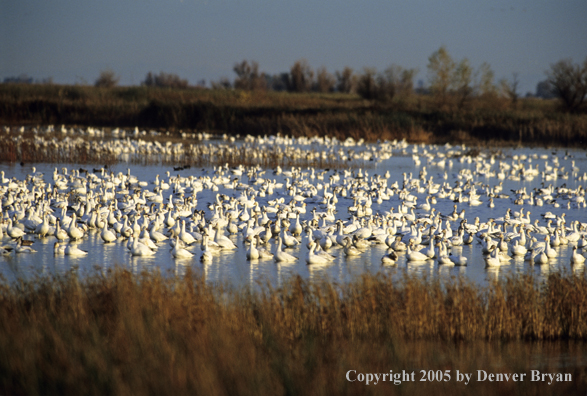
352;235;370;250
214;225;237;250
570;246;586;265
53;241;66;255
289;213;303;236
67;213;85;240
274;236;298;263
281;229;299;248
200;235;214;262
171;236;194;259
343;237;361;257
306;241;331;265
35;215;51;238
129;236;155;256
485;247;501;267
533;249;549;264
389;236;407;251
55;222;69;241
64;243;88;256
511;240;528;256
149;222;168;243
6;217;26;240
178;220;196;245
254;235;274;259
407;241;429;262
100;222;117;243
246;236;260;260
381;249;398;264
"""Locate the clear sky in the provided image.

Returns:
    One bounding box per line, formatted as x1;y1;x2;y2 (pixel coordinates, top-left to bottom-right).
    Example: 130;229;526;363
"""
1;0;586;94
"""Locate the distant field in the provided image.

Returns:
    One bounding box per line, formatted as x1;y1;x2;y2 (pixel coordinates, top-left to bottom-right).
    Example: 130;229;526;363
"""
1;84;586;146
0;269;586;395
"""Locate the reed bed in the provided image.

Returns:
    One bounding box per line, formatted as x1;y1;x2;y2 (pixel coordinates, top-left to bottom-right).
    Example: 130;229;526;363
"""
0;132;359;170
0;269;586;395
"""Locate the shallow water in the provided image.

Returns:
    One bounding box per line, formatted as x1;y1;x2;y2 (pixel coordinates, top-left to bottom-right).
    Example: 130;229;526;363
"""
1;135;586;289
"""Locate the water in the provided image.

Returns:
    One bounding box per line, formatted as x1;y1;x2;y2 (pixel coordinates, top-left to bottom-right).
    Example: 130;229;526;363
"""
1;133;586;289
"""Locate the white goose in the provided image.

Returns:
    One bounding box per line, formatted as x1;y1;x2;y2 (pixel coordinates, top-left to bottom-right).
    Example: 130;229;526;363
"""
306;241;331;265
100;222;117;243
281;228;300;248
129;236;155;256
246;236;260;260
274;236;298;262
178;220;196;245
254;235;274;259
64;243;88;256
381;249;398;264
343;237;362;257
7;218;26;240
55;221;69;241
437;242;454;265
571;246;586;265
510;240;528;256
200;235;215;262
53;241;66;255
67;213;85;240
171;236;194;259
407;241;429;262
149;222;169;243
485;247;501;267
214;225;237;250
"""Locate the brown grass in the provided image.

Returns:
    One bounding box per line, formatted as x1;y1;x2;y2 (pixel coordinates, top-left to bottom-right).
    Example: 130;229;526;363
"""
2;84;587;146
0;130;360;170
0;269;586;395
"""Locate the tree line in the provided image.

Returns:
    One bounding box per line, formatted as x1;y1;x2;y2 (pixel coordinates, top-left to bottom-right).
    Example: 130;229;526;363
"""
4;46;587;112
97;46;587;112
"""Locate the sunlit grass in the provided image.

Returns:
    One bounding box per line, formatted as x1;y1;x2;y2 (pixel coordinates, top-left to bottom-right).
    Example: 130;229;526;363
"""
0;269;586;395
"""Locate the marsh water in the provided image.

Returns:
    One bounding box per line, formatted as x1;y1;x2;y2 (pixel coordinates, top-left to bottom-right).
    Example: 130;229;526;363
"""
1;132;586;289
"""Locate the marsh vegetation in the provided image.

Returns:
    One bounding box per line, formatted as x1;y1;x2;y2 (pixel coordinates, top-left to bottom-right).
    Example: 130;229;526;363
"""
0;269;586;395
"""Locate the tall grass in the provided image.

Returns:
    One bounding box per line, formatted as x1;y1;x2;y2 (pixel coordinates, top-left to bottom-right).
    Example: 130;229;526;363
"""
0;269;586;395
2;84;586;146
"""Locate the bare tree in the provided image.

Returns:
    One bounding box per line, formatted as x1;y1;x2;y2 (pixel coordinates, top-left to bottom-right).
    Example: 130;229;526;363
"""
335;67;356;93
535;80;555;99
546;57;587;112
288;59;314;92
453;58;473;108
427;45;455;105
211;77;232;90
3;74;34;84
142;72;188;88
383;64;417;99
314;67;335;93
356;67;379;100
356;65;417;102
233;60;267;91
94;69;119;88
499;73;520;107
476;62;497;98
268;73;289;91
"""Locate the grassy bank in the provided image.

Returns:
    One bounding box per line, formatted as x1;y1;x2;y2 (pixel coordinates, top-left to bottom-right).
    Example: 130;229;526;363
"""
1;269;586;395
1;84;587;146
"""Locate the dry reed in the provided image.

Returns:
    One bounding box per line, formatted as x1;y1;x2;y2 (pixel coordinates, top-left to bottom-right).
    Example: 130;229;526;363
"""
0;269;586;395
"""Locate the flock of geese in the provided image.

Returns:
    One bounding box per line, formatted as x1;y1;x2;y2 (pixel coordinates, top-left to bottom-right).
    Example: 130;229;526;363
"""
1;129;587;278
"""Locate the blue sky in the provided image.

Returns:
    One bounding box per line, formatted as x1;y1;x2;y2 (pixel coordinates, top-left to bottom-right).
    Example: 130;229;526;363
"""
1;0;586;94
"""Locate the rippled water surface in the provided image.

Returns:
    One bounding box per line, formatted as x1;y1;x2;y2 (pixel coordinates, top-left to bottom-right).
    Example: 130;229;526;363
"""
1;135;586;288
